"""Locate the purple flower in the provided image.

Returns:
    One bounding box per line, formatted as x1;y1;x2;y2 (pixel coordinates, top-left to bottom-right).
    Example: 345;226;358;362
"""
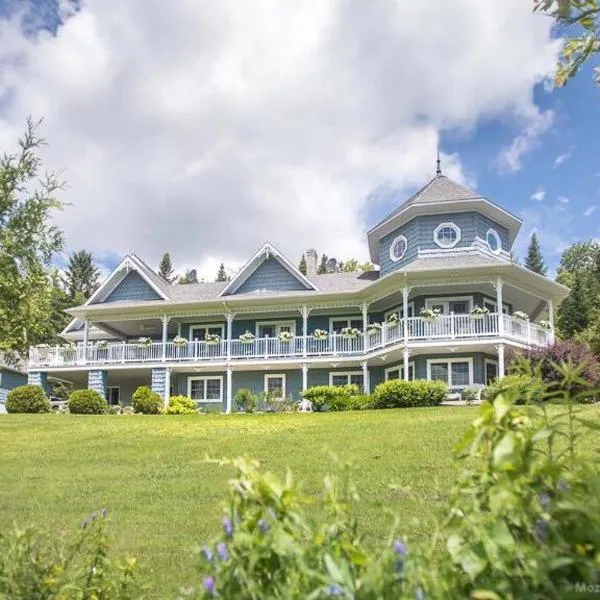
539;492;551;508
202;576;216;596
217;542;229;561
558;480;569;493
394;539;408;556
202;546;214;562
258;519;269;533
326;584;344;596
222;516;233;538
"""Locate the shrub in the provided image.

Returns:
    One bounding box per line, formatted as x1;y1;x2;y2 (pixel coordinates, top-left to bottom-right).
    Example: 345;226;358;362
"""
131;386;163;414
484;373;545;405
106;405;122;415
460;387;479;405
166;395;197;415
347;394;375;410
301;384;359;411
5;385;51;413
68;389;107;414
372;379;447;408
235;388;257;413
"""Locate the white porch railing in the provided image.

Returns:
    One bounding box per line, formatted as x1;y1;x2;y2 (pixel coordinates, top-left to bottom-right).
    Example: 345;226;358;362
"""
28;313;553;368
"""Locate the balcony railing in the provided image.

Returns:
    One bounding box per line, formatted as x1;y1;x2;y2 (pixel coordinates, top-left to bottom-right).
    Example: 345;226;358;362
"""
29;313;553;368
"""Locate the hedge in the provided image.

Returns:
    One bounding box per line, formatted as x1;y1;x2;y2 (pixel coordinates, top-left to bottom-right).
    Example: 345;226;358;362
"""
372;379;447;408
301;384;360;411
484;373;545;405
68;389;107;414
166;395;197;415
132;386;164;414
5;385;51;413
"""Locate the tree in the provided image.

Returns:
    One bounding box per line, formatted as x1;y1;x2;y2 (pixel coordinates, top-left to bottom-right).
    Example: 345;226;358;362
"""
179;269;198;284
215;262;230;282
298;254;307;275
158;252;175;283
63;250;99;299
317;254;328;275
524;233;547;275
559;274;590;337
534;0;600;86
0;119;64;356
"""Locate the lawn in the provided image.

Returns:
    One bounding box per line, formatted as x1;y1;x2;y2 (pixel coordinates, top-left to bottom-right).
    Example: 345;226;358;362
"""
0;406;592;597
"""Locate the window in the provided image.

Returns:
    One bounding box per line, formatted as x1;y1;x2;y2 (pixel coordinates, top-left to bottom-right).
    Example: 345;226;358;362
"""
189;324;225;341
265;374;286;399
330;317;363;333
389;235;408;262
433;222;461;248
483;299;510;314
187;376;223;402
107;386;120;406
486;228;501;254
384;303;414;321
256;321;296;338
425;297;472;315
329;372;364;391
485;359;498;385
385;362;415;381
427;358;473;389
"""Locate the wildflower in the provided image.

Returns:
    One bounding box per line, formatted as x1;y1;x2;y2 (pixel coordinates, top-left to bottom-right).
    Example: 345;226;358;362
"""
202;546;214;562
539;492;551;508
558;480;569;493
222;516;233;538
202;576;216;596
217;542;229;561
394;539;408;556
258;519;269;534
326;584;344;596
534;518;549;542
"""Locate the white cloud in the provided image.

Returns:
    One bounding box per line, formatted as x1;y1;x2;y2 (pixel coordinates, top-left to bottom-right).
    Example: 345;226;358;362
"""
0;1;561;276
557;196;570;204
553;150;573;168
584;205;599;217
531;187;546;201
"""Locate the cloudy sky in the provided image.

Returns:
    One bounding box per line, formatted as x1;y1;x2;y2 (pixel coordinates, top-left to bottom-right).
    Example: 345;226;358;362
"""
0;0;598;280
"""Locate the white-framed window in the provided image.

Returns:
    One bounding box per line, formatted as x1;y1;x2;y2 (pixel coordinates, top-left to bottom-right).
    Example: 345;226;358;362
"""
484;359;498;385
389;235;408;262
426;358;473;389
433;222;461;248
256;321;296;338
384;303;415;321
425;296;472;315
189;324;225;342
385;362;415;381
264;374;286;399
187;376;223;402
482;299;510;314
329;371;364;391
329;316;363;333
107;386;120;406
486;228;502;254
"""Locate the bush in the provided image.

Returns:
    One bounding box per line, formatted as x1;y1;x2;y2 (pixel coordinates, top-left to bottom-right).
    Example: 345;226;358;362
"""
235;388;257;413
106;405;122;415
484;373;545;405
68;389;107;414
301;384;359;411
346;394;375;410
460;387;479;405
372;379;447;409
5;385;51;413
131;386;163;414
166;395;197;415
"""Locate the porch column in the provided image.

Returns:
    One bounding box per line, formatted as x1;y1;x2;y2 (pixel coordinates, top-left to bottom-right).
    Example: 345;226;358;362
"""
495;277;504;336
226;366;233;413
403;348;410;381
301;305;310;357
164;368;171;406
547;299;555;343
226;313;235;359
361;360;370;394
88;370;107;400
302;363;309;392
361;302;369;350
151;367;167;400
161;315;170;362
82;319;89;365
402;286;410;345
27;371;50;396
497;343;505;378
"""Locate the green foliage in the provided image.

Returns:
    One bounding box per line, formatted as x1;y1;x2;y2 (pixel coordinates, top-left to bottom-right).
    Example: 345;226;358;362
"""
0;510;142;598
317;254;328;275
68;389;108;415
215;262;230;282
372;379;447;408
460;387;479;405
484;373;545;405
301;384;360;411
179;269;198;284
166;395;197;415
50;378;73;403
298;254;307;275
63;250;99;300
131;386;163;414
158;252;176;283
524;232;547;275
235;388;257;413
5;385;51;413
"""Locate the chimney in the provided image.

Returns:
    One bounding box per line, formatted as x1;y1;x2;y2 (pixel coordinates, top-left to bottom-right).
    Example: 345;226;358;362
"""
305;248;318;276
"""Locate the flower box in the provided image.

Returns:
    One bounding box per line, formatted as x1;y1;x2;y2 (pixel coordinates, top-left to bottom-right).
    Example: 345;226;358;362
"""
173;335;188;347
312;329;328;341
538;320;553;331
278;331;294;343
239;331;255;344
341;326;362;339
137;337;152;348
386;313;399;325
204;334;222;345
96;340;109;350
512;311;529;322
420;308;441;323
469;306;489;320
367;323;382;333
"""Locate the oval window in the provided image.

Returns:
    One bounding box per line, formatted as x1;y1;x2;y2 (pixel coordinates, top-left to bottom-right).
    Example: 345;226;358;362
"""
389;235;408;262
486;228;501;254
434;222;461;248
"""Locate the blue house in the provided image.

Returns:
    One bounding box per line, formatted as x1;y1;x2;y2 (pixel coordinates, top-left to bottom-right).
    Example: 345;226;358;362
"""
0;362;27;412
27;172;569;410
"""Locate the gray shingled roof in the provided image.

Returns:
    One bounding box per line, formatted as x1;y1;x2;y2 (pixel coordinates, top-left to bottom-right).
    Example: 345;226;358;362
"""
404;254;506;271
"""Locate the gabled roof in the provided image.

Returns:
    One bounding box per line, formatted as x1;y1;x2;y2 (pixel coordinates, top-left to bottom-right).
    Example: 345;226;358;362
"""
219;242;317;296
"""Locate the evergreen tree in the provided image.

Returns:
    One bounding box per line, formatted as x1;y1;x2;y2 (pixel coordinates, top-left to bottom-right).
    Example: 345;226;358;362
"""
317;254;328;275
524;233;547;275
63;250;100;299
215;262;230;282
179;269;198;284
298;254;307;275
559;274;590;338
158;252;175;283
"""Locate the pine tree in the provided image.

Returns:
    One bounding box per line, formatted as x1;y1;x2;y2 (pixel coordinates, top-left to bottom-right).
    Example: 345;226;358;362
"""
215;262;230;282
317;254;328;275
524;233;547;275
298;254;307;275
559;274;589;338
179;269;198;284
158;252;175;283
63;250;99;299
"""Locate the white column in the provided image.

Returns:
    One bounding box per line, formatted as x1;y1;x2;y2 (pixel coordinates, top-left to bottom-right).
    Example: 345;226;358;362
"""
361;302;369;350
498;343;505;378
403;348;410;381
361;360;370;394
402;286;410;345
161;315;170;362
548;299;555;343
301;305;310;357
164;368;171;406
226;313;235;359
82;320;89;365
226;366;233;413
302;363;309;392
496;277;504;336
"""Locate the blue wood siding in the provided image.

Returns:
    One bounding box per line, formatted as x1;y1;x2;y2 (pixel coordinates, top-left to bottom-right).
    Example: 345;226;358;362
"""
0;369;27;403
96;271;162;303
232;257;310;295
88;370;108;399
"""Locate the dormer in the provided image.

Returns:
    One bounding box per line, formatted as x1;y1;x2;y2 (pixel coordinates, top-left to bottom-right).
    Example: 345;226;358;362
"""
367;174;522;276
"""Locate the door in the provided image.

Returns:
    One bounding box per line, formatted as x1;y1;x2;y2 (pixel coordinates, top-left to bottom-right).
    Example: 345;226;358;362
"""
485;360;498;385
189;325;224;341
257;322;295;338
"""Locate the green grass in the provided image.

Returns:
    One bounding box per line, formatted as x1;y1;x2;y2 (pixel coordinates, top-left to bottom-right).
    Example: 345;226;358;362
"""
0;407;592;597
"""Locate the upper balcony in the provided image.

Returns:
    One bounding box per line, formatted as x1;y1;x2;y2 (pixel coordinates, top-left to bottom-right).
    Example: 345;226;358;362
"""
29;313;552;369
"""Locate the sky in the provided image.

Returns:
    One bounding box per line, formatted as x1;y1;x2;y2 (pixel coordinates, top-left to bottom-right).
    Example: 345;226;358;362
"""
0;0;598;281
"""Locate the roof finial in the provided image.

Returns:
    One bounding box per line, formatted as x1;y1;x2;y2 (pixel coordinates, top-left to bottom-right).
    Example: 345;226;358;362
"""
436;145;442;176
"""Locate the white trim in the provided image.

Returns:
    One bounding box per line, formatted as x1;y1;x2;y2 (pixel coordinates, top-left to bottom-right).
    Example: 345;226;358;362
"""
426;357;474;389
486;228;502;255
219;242;317;296
384;303;414;321
385;362;415;381
328;371;364;386
389;234;408;262
264;373;286;399
187;375;224;403
188;323;225;341
425;296;473;314
329;315;363;332
255;320;296;338
484;358;499;384
433;222;461;249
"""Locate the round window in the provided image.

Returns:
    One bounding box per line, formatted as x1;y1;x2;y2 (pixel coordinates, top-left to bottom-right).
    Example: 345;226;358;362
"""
486;228;501;254
434;222;461;248
389;235;408;262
